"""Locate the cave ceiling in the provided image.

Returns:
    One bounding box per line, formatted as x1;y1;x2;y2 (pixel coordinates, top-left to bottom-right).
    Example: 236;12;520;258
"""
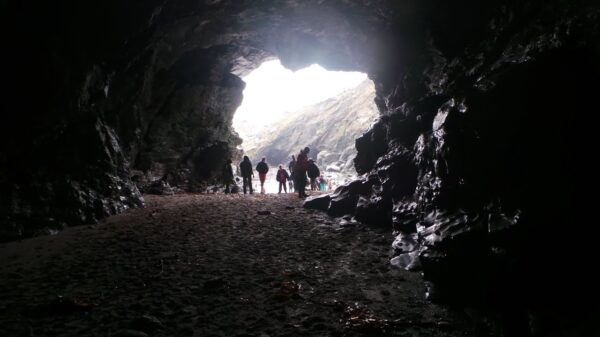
120;0;410;78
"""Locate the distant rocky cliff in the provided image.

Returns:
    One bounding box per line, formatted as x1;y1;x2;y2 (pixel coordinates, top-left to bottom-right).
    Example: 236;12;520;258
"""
244;79;377;180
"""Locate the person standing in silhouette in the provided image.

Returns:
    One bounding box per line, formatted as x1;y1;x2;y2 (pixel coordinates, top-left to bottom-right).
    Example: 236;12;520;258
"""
256;157;269;194
288;155;296;192
294;147;310;198
307;159;320;191
222;159;234;193
276;165;290;193
239;156;253;194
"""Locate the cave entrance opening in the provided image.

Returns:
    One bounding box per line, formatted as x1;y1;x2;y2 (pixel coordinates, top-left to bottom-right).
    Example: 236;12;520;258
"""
232;59;378;194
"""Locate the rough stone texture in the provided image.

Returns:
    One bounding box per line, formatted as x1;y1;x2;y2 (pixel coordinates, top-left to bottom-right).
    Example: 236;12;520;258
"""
0;115;144;240
142;180;175;196
327;180;363;217
303;194;332;212
355;195;393;227
2;0;600;335
348;2;600;335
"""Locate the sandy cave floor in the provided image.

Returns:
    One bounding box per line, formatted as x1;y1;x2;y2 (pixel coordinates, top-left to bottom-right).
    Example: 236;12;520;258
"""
0;193;475;337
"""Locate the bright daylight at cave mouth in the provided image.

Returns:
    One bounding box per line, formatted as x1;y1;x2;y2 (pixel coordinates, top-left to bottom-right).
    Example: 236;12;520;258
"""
232;59;378;194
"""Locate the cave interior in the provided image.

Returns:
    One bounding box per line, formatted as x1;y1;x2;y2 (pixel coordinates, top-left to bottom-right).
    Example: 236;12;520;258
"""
2;0;600;336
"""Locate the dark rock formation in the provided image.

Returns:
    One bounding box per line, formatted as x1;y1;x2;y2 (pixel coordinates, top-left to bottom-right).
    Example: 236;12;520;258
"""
0;116;144;240
350;2;600;335
355;195;393;227
303;194;331;212
2;0;600;335
327;180;363;217
142;179;175;196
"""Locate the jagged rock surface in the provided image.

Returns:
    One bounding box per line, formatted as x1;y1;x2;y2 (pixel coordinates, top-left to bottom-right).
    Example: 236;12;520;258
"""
347;2;600;335
303;194;332;212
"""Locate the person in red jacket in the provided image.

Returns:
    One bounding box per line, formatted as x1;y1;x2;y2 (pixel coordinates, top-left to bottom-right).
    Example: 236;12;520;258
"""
294;147;310;198
276;165;290;193
256;157;269;194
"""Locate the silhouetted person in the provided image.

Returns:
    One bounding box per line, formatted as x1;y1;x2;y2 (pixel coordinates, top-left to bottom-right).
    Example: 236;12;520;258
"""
294;147;310;198
276;165;290;193
307;159;320;191
288;155;296;175
240;156;253;194
288;155;296;192
222;159;234;193
256;157;269;194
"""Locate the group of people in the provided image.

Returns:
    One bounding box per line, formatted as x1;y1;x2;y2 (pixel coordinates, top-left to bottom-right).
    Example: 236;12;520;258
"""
224;147;328;198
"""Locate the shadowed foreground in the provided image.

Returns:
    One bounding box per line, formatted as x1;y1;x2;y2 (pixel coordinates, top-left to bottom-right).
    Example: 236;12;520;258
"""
0;194;474;337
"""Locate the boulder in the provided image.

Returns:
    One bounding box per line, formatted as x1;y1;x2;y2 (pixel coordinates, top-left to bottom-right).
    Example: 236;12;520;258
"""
354;195;392;227
303;194;331;211
327;194;359;217
144;180;175;196
390;252;421;271
392;201;418;233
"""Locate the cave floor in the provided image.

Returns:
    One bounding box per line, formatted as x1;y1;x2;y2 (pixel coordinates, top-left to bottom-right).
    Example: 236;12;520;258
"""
0;194;474;337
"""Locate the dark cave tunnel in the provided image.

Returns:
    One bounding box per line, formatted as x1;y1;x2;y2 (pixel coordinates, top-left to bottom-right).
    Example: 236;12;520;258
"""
1;1;600;336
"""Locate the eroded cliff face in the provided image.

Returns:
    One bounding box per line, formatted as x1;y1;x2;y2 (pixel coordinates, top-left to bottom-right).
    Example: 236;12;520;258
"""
243;79;378;180
339;2;600;335
2;0;599;334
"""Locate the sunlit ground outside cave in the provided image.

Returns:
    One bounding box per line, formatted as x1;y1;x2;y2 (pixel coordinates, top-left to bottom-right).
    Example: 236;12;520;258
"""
232;60;378;194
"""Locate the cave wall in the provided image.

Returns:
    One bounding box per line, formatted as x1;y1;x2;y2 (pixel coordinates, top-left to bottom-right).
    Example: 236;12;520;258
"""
348;1;600;335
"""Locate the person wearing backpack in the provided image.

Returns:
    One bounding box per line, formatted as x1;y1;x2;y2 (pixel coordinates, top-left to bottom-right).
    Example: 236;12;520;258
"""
256;157;269;194
294;147;310;198
307;159;320;191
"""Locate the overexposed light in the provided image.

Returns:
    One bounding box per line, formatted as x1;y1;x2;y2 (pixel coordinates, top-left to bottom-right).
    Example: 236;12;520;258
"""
233;60;367;136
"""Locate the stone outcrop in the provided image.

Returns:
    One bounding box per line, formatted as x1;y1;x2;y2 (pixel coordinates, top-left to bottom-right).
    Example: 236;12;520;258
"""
303;194;331;212
340;2;600;335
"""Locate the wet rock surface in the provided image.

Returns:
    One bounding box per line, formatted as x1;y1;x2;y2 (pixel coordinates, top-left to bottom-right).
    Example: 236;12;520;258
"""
303;194;331;212
0;194;474;337
0;117;145;241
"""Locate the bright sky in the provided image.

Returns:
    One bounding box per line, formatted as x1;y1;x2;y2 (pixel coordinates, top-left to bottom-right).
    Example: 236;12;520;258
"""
233;60;367;137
